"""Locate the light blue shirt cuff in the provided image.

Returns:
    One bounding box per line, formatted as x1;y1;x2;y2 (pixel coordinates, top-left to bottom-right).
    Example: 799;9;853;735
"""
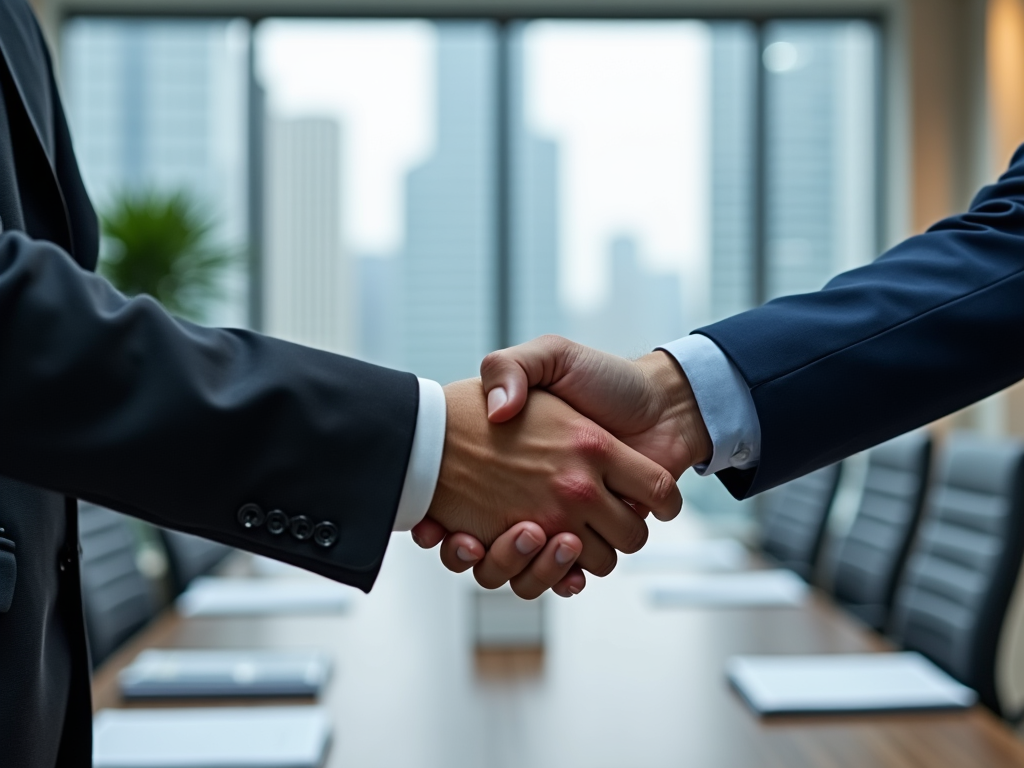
657;334;761;476
392;378;446;531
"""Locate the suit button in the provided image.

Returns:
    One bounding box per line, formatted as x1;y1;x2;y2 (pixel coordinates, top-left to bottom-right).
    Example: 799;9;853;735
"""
237;504;265;530
266;510;290;535
289;515;314;541
313;522;338;548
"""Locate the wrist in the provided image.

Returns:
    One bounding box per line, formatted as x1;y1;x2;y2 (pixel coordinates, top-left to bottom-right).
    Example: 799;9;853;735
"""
637;351;713;469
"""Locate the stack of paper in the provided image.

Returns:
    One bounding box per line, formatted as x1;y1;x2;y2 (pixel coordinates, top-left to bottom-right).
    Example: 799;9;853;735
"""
727;652;977;715
177;577;352;617
623;539;749;572
649;570;808;608
119;650;333;699
93;706;332;768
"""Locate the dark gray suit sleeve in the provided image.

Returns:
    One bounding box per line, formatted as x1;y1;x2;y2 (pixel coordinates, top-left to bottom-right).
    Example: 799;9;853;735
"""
0;230;419;591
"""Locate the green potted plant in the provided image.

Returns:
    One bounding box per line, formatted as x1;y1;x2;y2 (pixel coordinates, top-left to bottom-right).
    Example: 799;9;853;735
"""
99;189;235;323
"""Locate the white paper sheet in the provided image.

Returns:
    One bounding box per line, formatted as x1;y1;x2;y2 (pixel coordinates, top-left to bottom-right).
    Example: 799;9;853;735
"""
649;569;808;608
93;706;331;768
177;577;352;617
727;652;978;714
623;539;749;572
119;649;333;699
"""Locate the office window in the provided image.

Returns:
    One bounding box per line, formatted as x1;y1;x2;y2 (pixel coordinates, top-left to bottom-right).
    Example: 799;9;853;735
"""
61;15;879;519
764;21;878;300
62;18;250;327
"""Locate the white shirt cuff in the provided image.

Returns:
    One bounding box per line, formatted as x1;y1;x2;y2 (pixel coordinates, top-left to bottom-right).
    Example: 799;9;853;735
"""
657;334;761;476
392;378;446;531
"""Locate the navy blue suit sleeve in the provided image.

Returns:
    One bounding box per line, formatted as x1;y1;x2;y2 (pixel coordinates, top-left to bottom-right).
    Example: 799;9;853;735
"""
697;145;1024;499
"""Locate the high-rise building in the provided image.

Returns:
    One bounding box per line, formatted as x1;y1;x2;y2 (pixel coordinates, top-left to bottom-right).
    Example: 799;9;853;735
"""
569;235;684;358
708;23;757;323
264;117;356;355
60;19;248;326
764;22;876;300
401;23;496;385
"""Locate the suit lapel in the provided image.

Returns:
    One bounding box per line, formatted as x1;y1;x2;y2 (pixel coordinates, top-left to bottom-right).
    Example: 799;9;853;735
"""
0;0;73;254
0;1;55;164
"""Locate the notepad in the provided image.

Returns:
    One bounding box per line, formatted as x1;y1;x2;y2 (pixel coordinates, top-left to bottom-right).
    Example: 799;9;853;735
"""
623;539;749;572
93;706;331;768
649;570;808;608
177;577;352;617
727;652;978;715
119;650;333;699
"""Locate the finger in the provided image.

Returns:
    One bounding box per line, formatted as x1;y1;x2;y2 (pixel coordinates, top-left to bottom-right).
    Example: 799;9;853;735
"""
473;521;548;589
551;566;586;598
577;483;650;557
438;532;486;573
480;335;576;423
603;442;683;523
509;532;583;600
574;525;619;578
411;517;448;549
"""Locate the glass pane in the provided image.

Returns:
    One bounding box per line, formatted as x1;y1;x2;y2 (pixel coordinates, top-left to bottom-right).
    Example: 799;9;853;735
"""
61;18;250;327
512;21;714;357
764;20;878;300
255;20;496;382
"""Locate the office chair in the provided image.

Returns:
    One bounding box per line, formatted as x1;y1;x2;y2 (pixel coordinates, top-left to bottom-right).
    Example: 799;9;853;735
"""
158;527;232;596
831;431;932;630
79;502;158;668
888;432;1024;716
759;462;843;582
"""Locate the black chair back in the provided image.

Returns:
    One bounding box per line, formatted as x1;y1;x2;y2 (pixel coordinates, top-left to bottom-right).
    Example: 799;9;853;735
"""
832;431;932;630
888;433;1024;715
759;463;842;581
158;528;232;596
79;503;157;668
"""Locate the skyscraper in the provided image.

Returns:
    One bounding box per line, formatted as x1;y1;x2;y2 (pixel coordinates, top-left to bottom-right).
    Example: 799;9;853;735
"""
401;23;496;385
708;23;757;323
264;117;356;355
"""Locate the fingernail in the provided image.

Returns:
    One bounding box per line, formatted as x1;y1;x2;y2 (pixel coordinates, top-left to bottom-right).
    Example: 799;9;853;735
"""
411;533;424;548
568;586;581;596
555;543;578;566
515;530;543;555
456;546;477;562
487;387;508;417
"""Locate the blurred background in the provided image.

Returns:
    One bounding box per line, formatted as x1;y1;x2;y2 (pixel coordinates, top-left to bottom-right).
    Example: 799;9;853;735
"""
27;1;1024;765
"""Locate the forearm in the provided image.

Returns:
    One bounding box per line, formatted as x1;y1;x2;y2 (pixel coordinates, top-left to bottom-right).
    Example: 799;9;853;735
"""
698;149;1024;498
0;231;418;590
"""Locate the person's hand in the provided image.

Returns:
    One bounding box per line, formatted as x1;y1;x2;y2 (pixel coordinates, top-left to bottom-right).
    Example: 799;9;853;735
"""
416;378;682;592
480;336;712;478
412;519;587;599
415;337;713;597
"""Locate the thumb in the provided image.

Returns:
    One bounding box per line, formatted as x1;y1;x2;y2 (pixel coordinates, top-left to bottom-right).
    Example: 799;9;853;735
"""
480;335;583;423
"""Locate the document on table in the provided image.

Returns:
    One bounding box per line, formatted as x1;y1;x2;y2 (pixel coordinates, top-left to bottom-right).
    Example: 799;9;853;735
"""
93;706;331;768
727;652;978;715
119;649;333;700
177;577;352;617
623;538;749;572
649;569;808;608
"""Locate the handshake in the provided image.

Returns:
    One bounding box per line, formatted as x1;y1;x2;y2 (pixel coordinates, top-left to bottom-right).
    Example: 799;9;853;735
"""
410;335;713;599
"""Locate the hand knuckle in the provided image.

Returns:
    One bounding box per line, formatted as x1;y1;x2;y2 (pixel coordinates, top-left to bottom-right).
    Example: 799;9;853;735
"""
572;425;610;460
621;522;649;555
552;472;600;506
651;471;677;505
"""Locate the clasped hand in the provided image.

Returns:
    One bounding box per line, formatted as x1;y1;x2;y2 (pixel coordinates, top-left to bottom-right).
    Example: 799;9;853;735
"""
411;336;713;599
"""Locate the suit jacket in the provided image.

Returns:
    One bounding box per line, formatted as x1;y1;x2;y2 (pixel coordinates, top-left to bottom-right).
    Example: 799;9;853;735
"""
0;3;419;765
699;146;1024;500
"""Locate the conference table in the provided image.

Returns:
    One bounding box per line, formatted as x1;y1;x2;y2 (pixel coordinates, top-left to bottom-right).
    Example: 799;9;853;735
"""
92;518;1024;768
